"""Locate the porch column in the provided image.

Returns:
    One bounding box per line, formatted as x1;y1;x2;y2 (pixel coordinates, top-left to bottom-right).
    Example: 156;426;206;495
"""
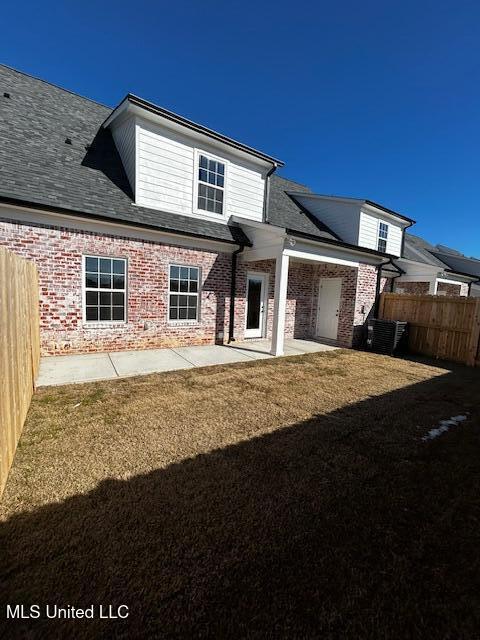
429;278;438;295
271;252;290;356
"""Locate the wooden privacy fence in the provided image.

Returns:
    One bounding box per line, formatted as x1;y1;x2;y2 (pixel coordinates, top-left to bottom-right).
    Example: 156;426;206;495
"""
379;293;480;367
0;247;40;497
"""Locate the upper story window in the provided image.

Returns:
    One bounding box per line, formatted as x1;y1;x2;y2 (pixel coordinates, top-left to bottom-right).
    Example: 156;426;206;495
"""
83;256;126;322
377;222;388;253
197;154;225;215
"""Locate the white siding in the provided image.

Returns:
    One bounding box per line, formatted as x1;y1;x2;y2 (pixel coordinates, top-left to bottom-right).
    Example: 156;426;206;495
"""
359;209;403;257
294;196;361;244
134;118;265;221
358;211;378;250
137;125;195;215
111;118;136;194
227;163;264;220
386;224;402;257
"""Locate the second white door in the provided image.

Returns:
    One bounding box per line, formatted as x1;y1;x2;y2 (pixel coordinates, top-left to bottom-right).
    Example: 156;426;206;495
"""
316;278;342;341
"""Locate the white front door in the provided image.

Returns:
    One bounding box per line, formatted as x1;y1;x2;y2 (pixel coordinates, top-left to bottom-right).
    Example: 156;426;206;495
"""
245;273;267;338
316;278;342;341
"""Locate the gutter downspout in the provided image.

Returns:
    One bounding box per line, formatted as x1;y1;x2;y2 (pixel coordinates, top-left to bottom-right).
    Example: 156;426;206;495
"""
374;257;401;317
468;280;479;296
401;220;415;258
228;245;245;343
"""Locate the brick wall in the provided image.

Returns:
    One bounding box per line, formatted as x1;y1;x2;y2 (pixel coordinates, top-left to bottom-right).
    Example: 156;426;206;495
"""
0;218;382;355
0;219;232;355
395;281;430;295
234;260;365;348
436;281;468;297
233;259;318;342
351;265;391;346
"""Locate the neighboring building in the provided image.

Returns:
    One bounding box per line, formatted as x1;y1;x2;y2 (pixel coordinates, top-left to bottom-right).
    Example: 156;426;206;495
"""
394;234;479;296
0;64;425;357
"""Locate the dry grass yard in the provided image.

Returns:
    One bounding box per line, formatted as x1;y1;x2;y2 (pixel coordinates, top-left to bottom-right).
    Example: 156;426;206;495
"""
1;350;480;639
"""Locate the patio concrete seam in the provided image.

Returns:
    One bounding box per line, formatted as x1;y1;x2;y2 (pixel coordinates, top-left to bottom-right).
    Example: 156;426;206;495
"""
107;353;120;378
170;348;198;367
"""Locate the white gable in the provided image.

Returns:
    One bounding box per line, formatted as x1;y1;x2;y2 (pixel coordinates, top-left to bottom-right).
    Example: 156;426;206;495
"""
110;113;268;224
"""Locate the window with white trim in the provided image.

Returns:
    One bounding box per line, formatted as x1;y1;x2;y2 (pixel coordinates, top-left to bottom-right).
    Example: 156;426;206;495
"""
84;256;126;322
378;222;388;253
197;154;225;215
169;265;200;321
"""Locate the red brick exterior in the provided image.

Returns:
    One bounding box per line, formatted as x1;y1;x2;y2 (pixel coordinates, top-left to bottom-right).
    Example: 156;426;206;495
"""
436;281;468;297
232;260;365;347
0;219;232;355
395;281;430;295
352;265;391;346
0;218;382;355
394;280;469;297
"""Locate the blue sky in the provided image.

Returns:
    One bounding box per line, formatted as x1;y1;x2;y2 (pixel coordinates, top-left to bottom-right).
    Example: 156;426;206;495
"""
2;0;479;256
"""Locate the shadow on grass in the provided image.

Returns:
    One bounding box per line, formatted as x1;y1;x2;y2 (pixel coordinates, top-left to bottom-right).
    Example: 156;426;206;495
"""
1;365;480;639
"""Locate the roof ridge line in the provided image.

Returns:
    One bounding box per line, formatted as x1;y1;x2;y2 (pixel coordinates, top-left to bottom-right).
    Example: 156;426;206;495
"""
0;63;113;111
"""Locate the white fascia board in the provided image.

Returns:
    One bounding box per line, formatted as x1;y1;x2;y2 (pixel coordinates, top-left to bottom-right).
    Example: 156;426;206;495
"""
287;235;387;266
361;203;411;228
115;103;272;171
283;241;359;268
231;216;286;235
0;204;238;254
102;97;130;129
436;277;466;286
438;274;476;284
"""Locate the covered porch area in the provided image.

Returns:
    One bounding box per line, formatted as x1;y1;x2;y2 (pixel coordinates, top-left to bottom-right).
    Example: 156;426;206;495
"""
235;231;390;356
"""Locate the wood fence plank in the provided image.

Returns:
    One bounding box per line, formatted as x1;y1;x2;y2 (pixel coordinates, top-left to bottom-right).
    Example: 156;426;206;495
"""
0;247;40;497
380;292;480;367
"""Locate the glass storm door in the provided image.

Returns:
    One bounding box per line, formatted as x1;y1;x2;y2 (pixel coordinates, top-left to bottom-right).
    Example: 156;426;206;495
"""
245;274;267;338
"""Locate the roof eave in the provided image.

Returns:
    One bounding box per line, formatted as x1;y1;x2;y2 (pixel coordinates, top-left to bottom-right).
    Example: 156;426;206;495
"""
103;94;284;167
0;195;251;248
287;192;415;225
286;228;397;261
443;268;479;282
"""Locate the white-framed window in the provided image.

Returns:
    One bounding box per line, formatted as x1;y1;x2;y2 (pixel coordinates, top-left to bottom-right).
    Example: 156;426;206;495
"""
83;255;127;322
195;152;225;215
168;265;200;321
378;222;388;253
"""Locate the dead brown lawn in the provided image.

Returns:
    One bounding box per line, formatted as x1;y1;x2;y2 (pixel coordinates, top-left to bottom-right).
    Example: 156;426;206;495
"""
1;350;480;639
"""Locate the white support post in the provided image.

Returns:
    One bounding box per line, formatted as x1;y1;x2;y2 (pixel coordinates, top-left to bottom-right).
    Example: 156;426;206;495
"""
271;252;290;356
429;278;438;295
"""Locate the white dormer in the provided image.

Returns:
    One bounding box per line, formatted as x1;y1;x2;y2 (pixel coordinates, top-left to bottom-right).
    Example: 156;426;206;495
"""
104;95;282;224
290;194;414;257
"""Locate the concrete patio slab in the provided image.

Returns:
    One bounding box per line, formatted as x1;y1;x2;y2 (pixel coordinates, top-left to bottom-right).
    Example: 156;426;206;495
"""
285;338;339;353
224;344;273;360
109;348;193;377
36;339;341;387
172;344;253;367
37;353;116;387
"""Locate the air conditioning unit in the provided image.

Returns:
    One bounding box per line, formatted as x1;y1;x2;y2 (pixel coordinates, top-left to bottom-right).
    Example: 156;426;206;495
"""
366;319;409;356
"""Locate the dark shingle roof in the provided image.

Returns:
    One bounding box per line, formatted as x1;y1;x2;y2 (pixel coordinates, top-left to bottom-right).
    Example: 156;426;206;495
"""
267;175;340;241
403;233;480;280
403;233;448;268
430;251;480;279
0;64;250;246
